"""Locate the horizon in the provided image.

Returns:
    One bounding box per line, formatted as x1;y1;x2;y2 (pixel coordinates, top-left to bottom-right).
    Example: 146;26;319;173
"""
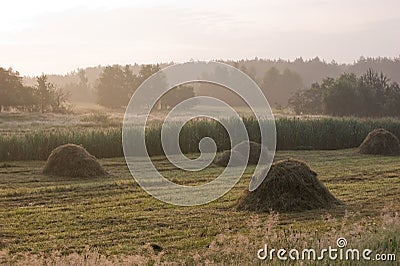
1;0;399;76
8;55;400;78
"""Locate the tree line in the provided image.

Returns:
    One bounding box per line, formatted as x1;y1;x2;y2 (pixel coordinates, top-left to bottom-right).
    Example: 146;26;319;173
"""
88;58;400;112
2;63;400;117
0;68;69;113
185;64;303;108
289;69;400;117
21;56;400;108
95;64;195;109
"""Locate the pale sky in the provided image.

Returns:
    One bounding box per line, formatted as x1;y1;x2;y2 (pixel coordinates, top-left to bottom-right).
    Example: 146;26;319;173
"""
1;0;399;75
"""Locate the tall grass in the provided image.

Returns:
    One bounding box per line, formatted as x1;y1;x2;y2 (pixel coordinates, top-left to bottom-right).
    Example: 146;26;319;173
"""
0;128;122;161
276;117;400;150
1;205;399;264
1;117;400;161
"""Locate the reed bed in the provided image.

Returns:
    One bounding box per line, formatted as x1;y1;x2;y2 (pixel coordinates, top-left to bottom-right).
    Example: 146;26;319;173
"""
1;117;400;161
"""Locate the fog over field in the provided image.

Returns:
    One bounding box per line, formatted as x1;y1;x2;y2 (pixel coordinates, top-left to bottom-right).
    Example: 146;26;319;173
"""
1;1;399;265
1;0;399;75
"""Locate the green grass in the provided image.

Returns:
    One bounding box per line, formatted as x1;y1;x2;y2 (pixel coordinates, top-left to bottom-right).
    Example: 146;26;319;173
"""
1;117;400;161
1;149;399;264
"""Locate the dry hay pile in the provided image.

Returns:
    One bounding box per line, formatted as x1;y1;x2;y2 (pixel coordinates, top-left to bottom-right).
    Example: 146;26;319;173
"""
237;159;341;212
359;128;400;156
214;141;269;167
43;144;108;178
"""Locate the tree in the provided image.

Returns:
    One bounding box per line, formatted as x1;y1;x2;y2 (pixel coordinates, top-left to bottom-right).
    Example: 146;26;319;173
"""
288;69;400;117
50;87;70;113
63;69;95;103
35;74;69;113
289;83;323;115
0;68;24;112
0;68;69;113
123;65;138;99
36;74;52;113
78;69;89;87
383;82;400;116
95;64;167;109
14;85;38;112
261;68;303;107
240;65;257;83
130;64;164;109
323;73;359;116
358;69;390;117
158;85;195;110
261;67;280;89
136;64;160;84
96;65;130;108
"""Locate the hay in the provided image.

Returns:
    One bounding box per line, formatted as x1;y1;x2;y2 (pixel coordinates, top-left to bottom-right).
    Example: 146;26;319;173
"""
359;128;400;156
214;141;269;166
213;149;247;167
43;144;108;178
237;159;341;212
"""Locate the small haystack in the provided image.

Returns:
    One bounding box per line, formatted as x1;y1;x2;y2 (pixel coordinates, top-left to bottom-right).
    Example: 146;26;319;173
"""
213;149;247;167
237;159;341;212
43;144;108;178
214;141;269;166
359;128;400;156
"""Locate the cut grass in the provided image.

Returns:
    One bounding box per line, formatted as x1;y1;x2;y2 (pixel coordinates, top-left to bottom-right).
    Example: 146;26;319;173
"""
0;149;399;264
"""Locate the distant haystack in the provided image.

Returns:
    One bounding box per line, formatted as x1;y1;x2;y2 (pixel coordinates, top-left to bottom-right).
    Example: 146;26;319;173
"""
214;141;270;167
43;144;108;178
213;149;246;167
237;159;341;212
359;128;400;156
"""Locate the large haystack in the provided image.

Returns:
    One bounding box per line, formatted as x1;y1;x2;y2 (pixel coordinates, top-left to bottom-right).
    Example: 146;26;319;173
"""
214;141;269;166
237;159;341;212
359;128;400;156
43;144;108;178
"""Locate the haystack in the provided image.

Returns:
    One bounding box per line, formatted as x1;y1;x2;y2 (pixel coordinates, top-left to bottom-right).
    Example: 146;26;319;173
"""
359;128;400;156
213;149;247;167
214;141;269;166
237;159;341;212
43;144;108;178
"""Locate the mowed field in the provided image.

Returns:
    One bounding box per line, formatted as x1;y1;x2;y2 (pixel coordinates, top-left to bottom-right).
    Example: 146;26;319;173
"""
1;149;400;264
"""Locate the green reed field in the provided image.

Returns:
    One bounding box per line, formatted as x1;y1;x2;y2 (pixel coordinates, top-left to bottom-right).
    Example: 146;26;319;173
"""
1;117;400;161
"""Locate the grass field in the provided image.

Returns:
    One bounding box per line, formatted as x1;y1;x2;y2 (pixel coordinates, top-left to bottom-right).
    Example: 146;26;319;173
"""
2;115;400;161
1;149;399;264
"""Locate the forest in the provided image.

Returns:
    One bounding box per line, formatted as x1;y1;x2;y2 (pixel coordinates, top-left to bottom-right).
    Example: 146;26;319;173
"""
3;56;400;117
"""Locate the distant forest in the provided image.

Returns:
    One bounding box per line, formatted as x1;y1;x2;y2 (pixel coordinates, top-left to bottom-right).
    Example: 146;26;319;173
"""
20;57;400;109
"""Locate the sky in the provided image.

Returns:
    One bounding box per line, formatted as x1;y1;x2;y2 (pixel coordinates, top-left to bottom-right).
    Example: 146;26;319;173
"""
1;0;399;76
